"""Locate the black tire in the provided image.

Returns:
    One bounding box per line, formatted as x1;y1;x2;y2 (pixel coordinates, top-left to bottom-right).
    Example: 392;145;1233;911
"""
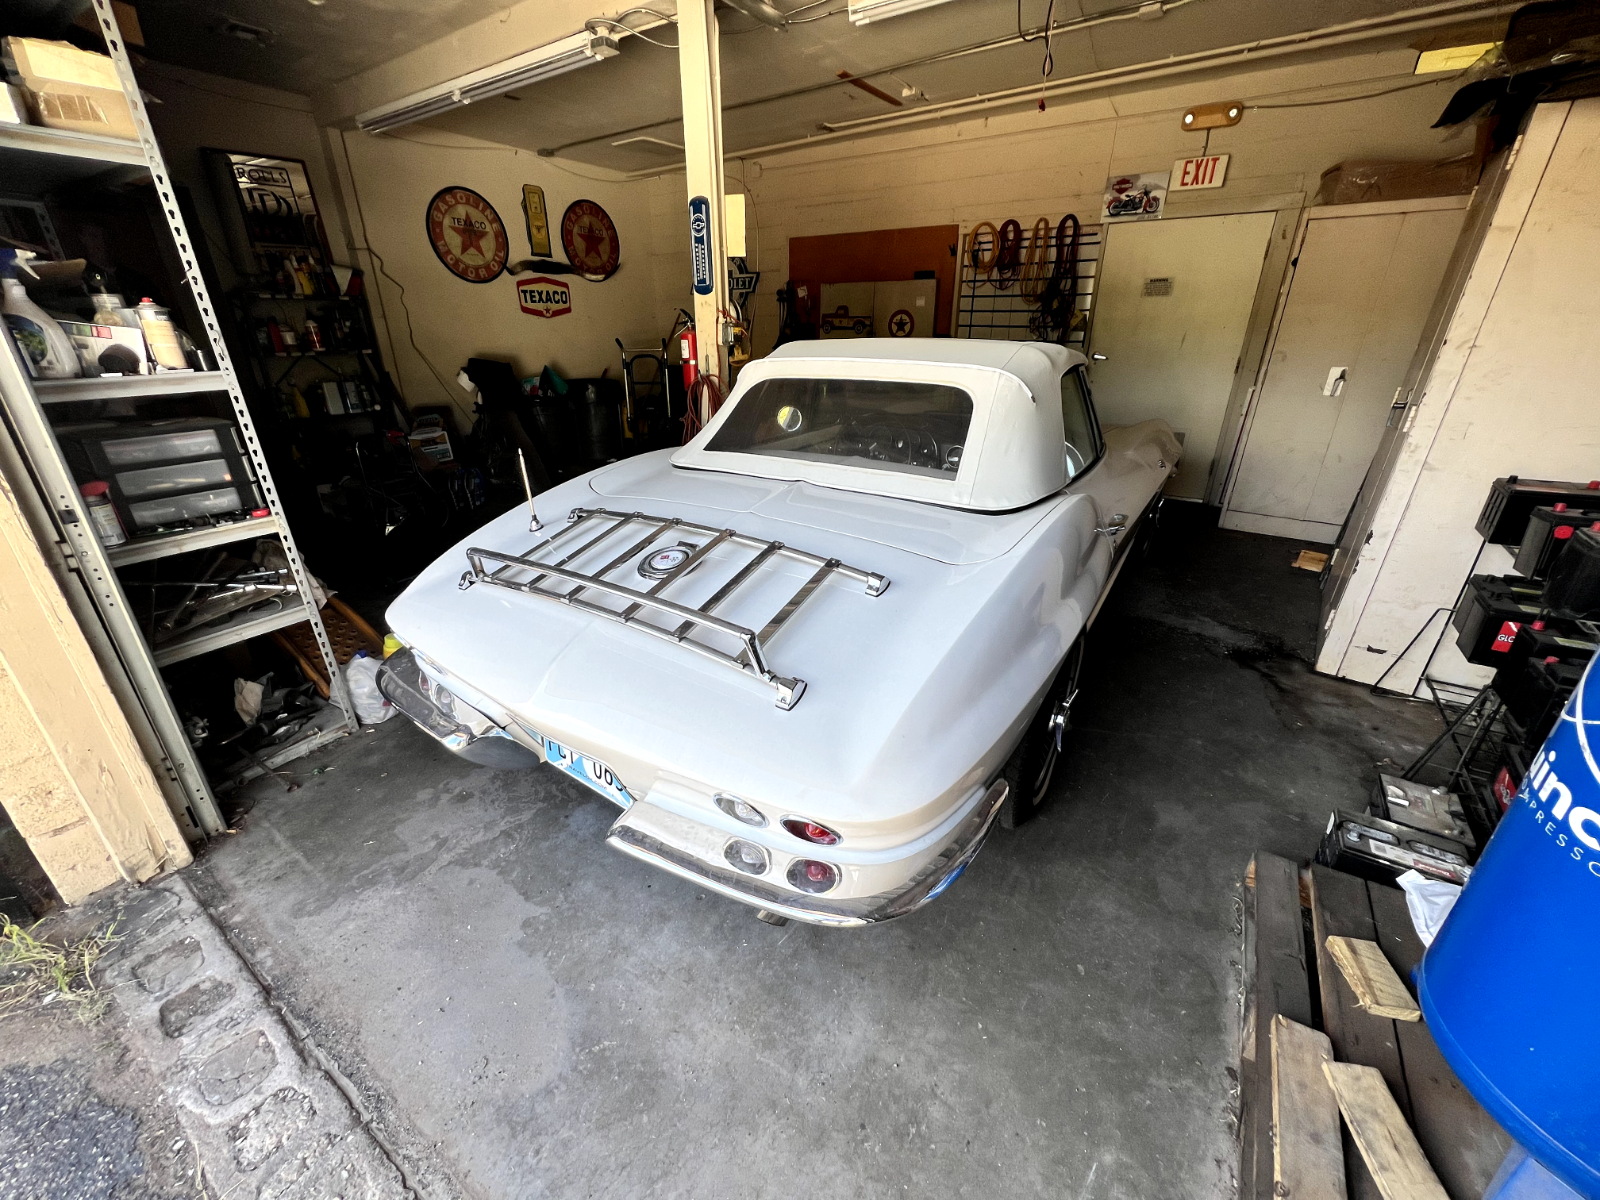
1000;636;1086;829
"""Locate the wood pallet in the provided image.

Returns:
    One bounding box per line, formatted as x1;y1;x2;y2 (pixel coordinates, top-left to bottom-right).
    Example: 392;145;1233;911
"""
1238;855;1511;1200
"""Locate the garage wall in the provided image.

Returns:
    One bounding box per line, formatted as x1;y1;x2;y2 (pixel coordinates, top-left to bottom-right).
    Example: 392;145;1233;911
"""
1318;99;1600;693
0;448;192;905
139;62;352;295
330;130;664;430
663;48;1477;361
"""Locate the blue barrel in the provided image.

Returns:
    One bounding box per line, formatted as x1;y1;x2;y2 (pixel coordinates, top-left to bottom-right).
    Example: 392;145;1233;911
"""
1417;659;1600;1198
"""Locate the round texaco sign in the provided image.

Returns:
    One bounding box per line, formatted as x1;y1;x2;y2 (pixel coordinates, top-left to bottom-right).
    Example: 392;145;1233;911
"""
426;187;508;283
561;199;620;281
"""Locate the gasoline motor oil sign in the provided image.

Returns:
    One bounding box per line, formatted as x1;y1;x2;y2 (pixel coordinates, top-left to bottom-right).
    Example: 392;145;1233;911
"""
517;275;572;318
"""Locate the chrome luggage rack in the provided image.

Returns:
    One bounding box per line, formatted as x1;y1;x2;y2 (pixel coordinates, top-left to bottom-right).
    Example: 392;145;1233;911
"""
459;507;888;710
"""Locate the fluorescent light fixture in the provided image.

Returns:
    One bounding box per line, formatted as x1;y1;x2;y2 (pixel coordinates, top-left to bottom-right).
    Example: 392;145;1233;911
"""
1414;42;1497;74
847;0;958;25
356;33;620;133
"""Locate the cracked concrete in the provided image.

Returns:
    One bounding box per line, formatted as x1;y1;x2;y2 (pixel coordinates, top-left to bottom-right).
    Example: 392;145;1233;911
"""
94;877;412;1199
180;509;1442;1199
0;509;1447;1198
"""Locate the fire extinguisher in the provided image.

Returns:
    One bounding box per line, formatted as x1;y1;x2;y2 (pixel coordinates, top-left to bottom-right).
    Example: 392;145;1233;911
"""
679;323;698;390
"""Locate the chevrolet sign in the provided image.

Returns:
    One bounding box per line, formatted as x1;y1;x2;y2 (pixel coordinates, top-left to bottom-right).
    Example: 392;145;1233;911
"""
517;276;572;318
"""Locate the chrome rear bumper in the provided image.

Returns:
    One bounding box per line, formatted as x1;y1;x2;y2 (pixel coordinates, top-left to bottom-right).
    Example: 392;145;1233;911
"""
606;778;1009;927
376;648;542;769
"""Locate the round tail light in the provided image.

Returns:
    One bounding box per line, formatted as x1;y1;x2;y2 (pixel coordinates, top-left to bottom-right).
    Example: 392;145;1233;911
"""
723;839;769;875
714;793;766;827
787;859;839;894
781;818;840;846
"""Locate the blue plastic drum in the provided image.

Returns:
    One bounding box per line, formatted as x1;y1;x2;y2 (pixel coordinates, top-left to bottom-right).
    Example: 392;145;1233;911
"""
1417;658;1600;1197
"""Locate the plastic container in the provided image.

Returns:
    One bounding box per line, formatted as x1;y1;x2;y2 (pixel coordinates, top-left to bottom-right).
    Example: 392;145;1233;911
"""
2;249;79;379
577;379;623;463
1416;655;1600;1198
78;481;126;547
134;298;189;370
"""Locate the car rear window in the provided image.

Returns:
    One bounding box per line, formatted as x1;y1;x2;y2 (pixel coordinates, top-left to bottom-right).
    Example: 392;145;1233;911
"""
706;377;974;478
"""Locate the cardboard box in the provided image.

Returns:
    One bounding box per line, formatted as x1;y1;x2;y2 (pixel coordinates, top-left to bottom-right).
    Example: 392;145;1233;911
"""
408;428;453;464
59;320;149;377
4;37;122;91
22;80;136;140
0;82;27;126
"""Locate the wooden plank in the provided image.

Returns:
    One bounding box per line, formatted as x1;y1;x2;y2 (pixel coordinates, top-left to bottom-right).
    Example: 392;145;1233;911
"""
1311;866;1409;1200
1248;853;1314;1200
1324;1061;1450;1200
1367;884;1513;1200
1272;1016;1346;1200
1327;936;1423;1021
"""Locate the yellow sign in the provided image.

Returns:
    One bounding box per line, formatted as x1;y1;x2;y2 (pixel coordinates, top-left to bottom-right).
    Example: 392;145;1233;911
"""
1415;42;1497;74
522;185;551;257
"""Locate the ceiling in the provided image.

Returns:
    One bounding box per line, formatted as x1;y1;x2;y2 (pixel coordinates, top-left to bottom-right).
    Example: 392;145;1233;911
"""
118;0;1505;172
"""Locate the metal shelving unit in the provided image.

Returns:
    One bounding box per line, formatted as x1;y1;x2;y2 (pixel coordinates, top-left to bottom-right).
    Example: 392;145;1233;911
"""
151;601;314;668
106;514;279;567
0;0;355;839
34;371;232;403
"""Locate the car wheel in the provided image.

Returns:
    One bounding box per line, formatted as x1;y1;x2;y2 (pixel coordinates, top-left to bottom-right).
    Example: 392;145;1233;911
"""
1000;637;1086;829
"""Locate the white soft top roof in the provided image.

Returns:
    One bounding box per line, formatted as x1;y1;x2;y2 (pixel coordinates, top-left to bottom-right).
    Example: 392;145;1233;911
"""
673;339;1086;512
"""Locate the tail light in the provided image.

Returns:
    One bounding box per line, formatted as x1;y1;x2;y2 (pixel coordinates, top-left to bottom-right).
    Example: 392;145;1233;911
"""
787;859;838;894
782;818;839;846
714;793;766;827
723;839;769;875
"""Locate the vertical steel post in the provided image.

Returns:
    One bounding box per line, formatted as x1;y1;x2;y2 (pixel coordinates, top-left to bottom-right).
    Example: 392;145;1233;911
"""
676;0;732;414
89;0;356;734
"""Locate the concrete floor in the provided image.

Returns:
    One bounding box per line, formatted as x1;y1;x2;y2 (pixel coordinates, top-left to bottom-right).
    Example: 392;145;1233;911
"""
190;507;1442;1200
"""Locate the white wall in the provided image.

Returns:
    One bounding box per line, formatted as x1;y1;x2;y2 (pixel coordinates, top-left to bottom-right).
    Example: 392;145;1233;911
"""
140;62;352;295
331;130;663;429
141;62;668;432
686;48;1476;360
145;45;1482;441
1320;99;1600;692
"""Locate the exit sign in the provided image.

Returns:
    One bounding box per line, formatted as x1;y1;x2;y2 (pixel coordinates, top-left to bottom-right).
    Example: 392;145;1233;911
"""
1172;154;1230;191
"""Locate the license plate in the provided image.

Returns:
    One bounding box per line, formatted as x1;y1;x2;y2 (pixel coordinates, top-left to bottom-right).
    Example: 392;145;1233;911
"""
543;736;633;808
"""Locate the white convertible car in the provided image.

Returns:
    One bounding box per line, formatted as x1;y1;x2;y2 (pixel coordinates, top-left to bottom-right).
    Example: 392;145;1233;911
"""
380;340;1179;926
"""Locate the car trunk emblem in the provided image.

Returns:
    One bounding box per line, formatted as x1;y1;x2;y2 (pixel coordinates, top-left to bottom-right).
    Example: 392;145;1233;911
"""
639;543;696;579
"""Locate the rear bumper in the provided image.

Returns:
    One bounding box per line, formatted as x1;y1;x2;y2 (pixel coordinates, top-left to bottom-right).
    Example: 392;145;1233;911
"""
606;778;1009;927
376;648;543;769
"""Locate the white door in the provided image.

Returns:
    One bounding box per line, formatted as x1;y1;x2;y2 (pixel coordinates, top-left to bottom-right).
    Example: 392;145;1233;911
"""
1088;212;1276;499
1221;203;1466;541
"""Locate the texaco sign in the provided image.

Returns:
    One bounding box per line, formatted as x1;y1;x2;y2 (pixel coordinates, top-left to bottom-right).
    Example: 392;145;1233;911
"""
516;275;572;319
426;187;508;283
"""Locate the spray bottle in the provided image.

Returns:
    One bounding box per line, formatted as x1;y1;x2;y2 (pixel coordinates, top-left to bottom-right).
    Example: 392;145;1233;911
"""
1;249;80;379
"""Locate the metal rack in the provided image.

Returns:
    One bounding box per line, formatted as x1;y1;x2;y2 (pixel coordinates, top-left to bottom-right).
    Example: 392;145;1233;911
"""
954;220;1103;346
0;0;354;839
461;508;888;710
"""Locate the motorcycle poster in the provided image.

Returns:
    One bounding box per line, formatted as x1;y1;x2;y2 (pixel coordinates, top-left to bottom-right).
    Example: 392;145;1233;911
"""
1102;171;1170;222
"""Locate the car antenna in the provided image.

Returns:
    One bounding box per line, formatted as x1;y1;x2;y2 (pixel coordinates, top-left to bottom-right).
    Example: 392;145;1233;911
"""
519;449;543;533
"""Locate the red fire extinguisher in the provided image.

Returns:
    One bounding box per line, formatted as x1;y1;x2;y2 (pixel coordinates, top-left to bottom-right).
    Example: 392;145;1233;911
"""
679;324;698;390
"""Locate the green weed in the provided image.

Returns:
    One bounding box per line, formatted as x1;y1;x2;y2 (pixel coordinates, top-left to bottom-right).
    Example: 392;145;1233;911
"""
0;916;119;1023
